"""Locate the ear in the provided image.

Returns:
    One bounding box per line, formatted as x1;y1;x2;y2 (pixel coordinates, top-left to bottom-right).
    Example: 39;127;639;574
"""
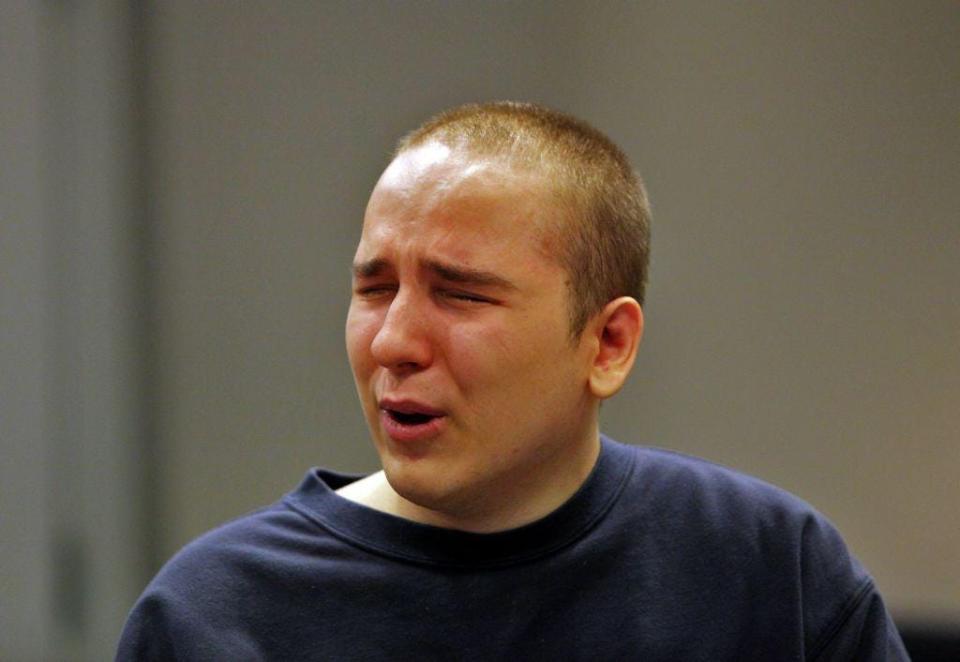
587;297;644;400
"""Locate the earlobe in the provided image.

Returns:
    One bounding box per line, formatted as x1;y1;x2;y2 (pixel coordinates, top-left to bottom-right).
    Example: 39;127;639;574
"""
588;297;644;399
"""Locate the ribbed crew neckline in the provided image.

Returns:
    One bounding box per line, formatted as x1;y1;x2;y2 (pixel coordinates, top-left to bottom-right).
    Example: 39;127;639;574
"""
282;435;636;569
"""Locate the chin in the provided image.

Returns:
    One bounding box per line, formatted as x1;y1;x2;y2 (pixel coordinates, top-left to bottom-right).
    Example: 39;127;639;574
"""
381;457;467;516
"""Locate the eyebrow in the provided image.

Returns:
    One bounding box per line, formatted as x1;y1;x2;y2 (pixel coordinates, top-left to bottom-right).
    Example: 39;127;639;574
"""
352;258;389;279
351;258;517;291
426;259;518;291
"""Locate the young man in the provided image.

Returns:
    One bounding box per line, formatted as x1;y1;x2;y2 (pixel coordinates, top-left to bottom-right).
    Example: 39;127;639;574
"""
118;102;907;660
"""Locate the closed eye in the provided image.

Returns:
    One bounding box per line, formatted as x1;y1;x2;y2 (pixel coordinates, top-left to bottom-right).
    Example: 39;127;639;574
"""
440;289;495;304
354;284;396;298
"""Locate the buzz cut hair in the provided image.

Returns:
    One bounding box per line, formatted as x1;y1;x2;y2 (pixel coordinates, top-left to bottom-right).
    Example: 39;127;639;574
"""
396;101;651;338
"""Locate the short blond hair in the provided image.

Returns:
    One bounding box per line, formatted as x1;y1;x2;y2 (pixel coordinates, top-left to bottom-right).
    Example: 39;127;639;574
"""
397;101;650;337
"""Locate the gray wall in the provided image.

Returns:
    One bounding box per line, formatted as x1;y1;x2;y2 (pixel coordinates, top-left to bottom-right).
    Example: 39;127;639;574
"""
3;1;957;658
589;3;960;621
2;2;145;659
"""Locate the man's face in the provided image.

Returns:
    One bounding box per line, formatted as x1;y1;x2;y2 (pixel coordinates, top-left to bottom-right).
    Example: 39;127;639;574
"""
345;142;600;525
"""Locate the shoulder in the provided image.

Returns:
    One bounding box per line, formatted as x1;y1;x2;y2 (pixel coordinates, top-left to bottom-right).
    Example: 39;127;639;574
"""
606;438;895;656
115;501;297;660
144;466;364;593
116;471;353;660
609;438;839;538
634;444;865;584
614;439;856;568
156;501;291;578
129;500;305;614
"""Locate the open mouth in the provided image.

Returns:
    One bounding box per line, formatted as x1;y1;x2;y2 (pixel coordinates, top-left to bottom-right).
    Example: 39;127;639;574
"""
378;400;446;441
385;409;437;426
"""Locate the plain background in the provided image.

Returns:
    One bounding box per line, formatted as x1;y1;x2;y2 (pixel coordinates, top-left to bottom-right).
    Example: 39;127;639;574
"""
3;1;958;659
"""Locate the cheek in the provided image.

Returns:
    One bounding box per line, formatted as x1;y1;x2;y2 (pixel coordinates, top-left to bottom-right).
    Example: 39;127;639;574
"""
444;322;510;382
345;308;379;373
446;329;558;427
495;333;586;404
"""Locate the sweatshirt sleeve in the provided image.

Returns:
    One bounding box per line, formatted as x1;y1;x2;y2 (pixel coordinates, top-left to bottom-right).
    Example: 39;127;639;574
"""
795;509;909;661
808;579;910;661
115;590;178;661
116;584;265;661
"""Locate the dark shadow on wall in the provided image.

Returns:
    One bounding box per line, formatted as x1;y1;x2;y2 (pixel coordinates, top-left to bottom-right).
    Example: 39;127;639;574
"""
899;622;960;662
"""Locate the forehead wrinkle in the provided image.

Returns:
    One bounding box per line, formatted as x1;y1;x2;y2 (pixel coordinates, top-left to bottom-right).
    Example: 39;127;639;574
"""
351;253;519;292
424;258;518;291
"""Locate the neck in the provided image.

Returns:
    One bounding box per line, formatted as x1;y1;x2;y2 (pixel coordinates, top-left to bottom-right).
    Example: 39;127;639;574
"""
337;430;602;533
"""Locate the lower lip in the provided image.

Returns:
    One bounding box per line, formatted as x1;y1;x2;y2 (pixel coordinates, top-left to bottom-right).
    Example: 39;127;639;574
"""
379;410;447;442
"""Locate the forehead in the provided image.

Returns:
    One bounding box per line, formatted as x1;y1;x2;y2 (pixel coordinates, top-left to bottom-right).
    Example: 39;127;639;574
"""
360;143;570;254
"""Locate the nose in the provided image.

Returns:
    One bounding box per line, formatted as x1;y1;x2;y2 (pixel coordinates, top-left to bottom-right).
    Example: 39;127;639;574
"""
369;289;433;373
